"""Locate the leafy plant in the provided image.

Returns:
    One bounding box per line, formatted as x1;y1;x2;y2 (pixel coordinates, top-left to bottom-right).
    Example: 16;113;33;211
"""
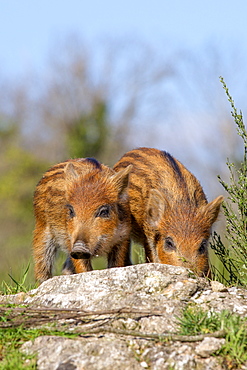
178;305;221;336
178;305;247;366
210;77;247;286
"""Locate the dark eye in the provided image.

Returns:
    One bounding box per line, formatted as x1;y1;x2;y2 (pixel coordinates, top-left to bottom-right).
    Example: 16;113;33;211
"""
164;237;176;251
198;240;208;255
66;204;75;218
96;205;111;218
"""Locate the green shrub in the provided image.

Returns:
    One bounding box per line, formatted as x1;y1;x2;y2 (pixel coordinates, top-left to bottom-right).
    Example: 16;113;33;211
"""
210;77;247;286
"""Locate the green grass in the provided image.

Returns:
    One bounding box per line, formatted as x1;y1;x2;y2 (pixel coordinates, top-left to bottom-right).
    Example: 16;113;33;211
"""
131;243;146;264
0;323;80;370
0;301;81;369
0;263;37;296
178;305;247;367
178;305;221;336
0;326;37;370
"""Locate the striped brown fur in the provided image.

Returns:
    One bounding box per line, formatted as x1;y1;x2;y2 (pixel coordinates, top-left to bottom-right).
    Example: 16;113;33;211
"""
114;147;223;276
33;157;132;283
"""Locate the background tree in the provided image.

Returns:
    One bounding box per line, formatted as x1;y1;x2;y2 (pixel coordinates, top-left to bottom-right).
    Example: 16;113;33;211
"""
67;99;109;160
0;119;49;283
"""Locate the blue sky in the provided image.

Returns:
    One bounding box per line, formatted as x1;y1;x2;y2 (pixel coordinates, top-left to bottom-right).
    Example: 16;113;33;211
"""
1;1;246;197
1;1;247;78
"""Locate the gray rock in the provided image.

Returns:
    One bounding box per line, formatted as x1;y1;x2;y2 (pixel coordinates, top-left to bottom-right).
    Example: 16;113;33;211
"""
22;335;142;370
195;337;226;357
1;263;247;369
10;263;202;334
190;285;247;315
22;334;225;370
24;263;197;310
210;281;228;293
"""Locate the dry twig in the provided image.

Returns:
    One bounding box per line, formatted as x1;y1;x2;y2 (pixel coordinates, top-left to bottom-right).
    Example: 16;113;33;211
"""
78;327;227;342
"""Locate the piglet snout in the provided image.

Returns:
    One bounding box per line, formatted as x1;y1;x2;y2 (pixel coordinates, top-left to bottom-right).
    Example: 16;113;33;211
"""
71;241;92;259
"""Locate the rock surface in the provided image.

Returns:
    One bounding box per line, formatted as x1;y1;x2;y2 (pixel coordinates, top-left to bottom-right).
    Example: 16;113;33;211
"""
2;263;247;369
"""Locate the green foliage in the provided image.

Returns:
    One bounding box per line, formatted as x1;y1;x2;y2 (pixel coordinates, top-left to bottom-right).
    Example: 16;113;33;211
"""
0;326;36;369
67;99;109;160
178;305;247;366
0;324;79;369
210;77;247;286
0;305;81;368
0;122;50;285
131;243;146;264
178;305;221;336
222;314;247;367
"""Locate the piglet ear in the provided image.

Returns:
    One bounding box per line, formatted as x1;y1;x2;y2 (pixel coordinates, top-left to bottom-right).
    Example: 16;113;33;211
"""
64;162;79;182
201;195;224;226
147;189;167;228
111;165;132;200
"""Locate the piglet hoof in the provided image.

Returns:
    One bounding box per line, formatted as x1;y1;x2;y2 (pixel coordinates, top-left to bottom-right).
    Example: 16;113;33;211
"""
71;241;92;259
